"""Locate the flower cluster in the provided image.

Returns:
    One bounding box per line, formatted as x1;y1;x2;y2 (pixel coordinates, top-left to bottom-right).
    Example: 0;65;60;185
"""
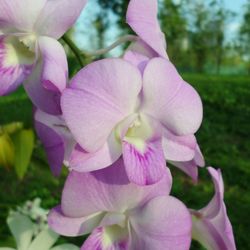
0;0;236;249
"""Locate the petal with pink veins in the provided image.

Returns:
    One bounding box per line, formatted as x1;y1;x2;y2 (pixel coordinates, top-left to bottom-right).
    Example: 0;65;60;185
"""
142;58;203;135
35;0;88;39
60;159;172;218
130;196;192;250
0;0;46;32
0;36;34;95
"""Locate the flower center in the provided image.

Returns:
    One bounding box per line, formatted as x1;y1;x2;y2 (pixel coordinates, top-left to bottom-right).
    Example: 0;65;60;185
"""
1;35;36;68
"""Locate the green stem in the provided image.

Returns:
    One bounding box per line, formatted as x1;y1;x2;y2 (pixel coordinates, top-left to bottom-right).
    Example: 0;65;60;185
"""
62;34;85;68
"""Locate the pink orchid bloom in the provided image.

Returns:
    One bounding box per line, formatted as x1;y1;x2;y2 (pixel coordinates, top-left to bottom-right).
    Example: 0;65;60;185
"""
61;57;202;185
0;0;88;114
48;159;192;250
191;167;236;250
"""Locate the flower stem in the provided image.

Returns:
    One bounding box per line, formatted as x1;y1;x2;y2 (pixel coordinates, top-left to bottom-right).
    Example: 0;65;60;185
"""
62;34;85;68
84;35;138;57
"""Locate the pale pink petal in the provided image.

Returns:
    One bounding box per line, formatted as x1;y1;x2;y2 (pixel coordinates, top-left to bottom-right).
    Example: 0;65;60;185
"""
191;167;236;250
61;58;142;152
131;196;192;250
126;0;168;58
35;120;64;176
81;227;129;250
123;40;156;72
142;58;203;135
162;129;196;162
0;0;46;32
68;132;122;172
61;158;172;218
48;206;104;237
38;36;68;93
24;62;62;114
0;36;34;95
35;0;88;39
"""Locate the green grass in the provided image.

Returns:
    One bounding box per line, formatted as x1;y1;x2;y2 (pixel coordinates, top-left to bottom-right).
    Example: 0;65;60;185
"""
0;75;249;249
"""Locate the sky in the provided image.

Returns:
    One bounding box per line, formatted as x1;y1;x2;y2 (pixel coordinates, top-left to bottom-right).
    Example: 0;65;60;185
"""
74;0;248;54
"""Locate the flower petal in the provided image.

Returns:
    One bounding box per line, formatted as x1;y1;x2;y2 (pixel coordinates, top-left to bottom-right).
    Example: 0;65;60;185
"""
162;129;196;162
142;58;203;135
34;0;88;39
24;61;62;114
0;0;46;32
81;227;129;250
38;36;68;93
191;167;236;250
126;0;168;58
34;109;76;175
68;132;122;172
60;158;172;218
61;58;142;152
122;135;166;186
130;196;192;250
48;206;104;237
0;36;34;95
27;228;59;250
7;214;34;250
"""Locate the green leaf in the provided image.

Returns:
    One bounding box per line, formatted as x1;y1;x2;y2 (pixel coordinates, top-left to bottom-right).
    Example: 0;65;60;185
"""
12;129;35;180
2;122;23;135
0;133;15;169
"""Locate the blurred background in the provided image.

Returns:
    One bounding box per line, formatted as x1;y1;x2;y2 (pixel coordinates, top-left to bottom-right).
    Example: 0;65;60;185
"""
0;0;249;249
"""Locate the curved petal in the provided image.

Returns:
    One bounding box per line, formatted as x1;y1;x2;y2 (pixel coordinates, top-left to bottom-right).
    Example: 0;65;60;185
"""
60;158;172;217
191;167;236;250
34;109;75;175
7;214;34;250
48;206;104;237
35;121;64;176
38;36;68;93
162;129;196;162
126;0;168;58
0;36;34;95
68;132;122;172
35;0;88;39
61;58;142;152
24;61;62;114
142;58;203;135
0;0;46;32
130;196;192;250
27;228;58;250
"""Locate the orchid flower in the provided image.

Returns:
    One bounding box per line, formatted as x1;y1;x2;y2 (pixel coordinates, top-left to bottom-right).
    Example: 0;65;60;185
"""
190;167;236;250
0;0;88;114
48;159;192;250
0;213;79;250
61;57;202;185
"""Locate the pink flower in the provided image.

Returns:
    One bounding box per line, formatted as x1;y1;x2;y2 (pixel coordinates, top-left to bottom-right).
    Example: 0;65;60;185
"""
0;0;88;114
190;167;236;249
61;57;203;185
48;159;192;250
